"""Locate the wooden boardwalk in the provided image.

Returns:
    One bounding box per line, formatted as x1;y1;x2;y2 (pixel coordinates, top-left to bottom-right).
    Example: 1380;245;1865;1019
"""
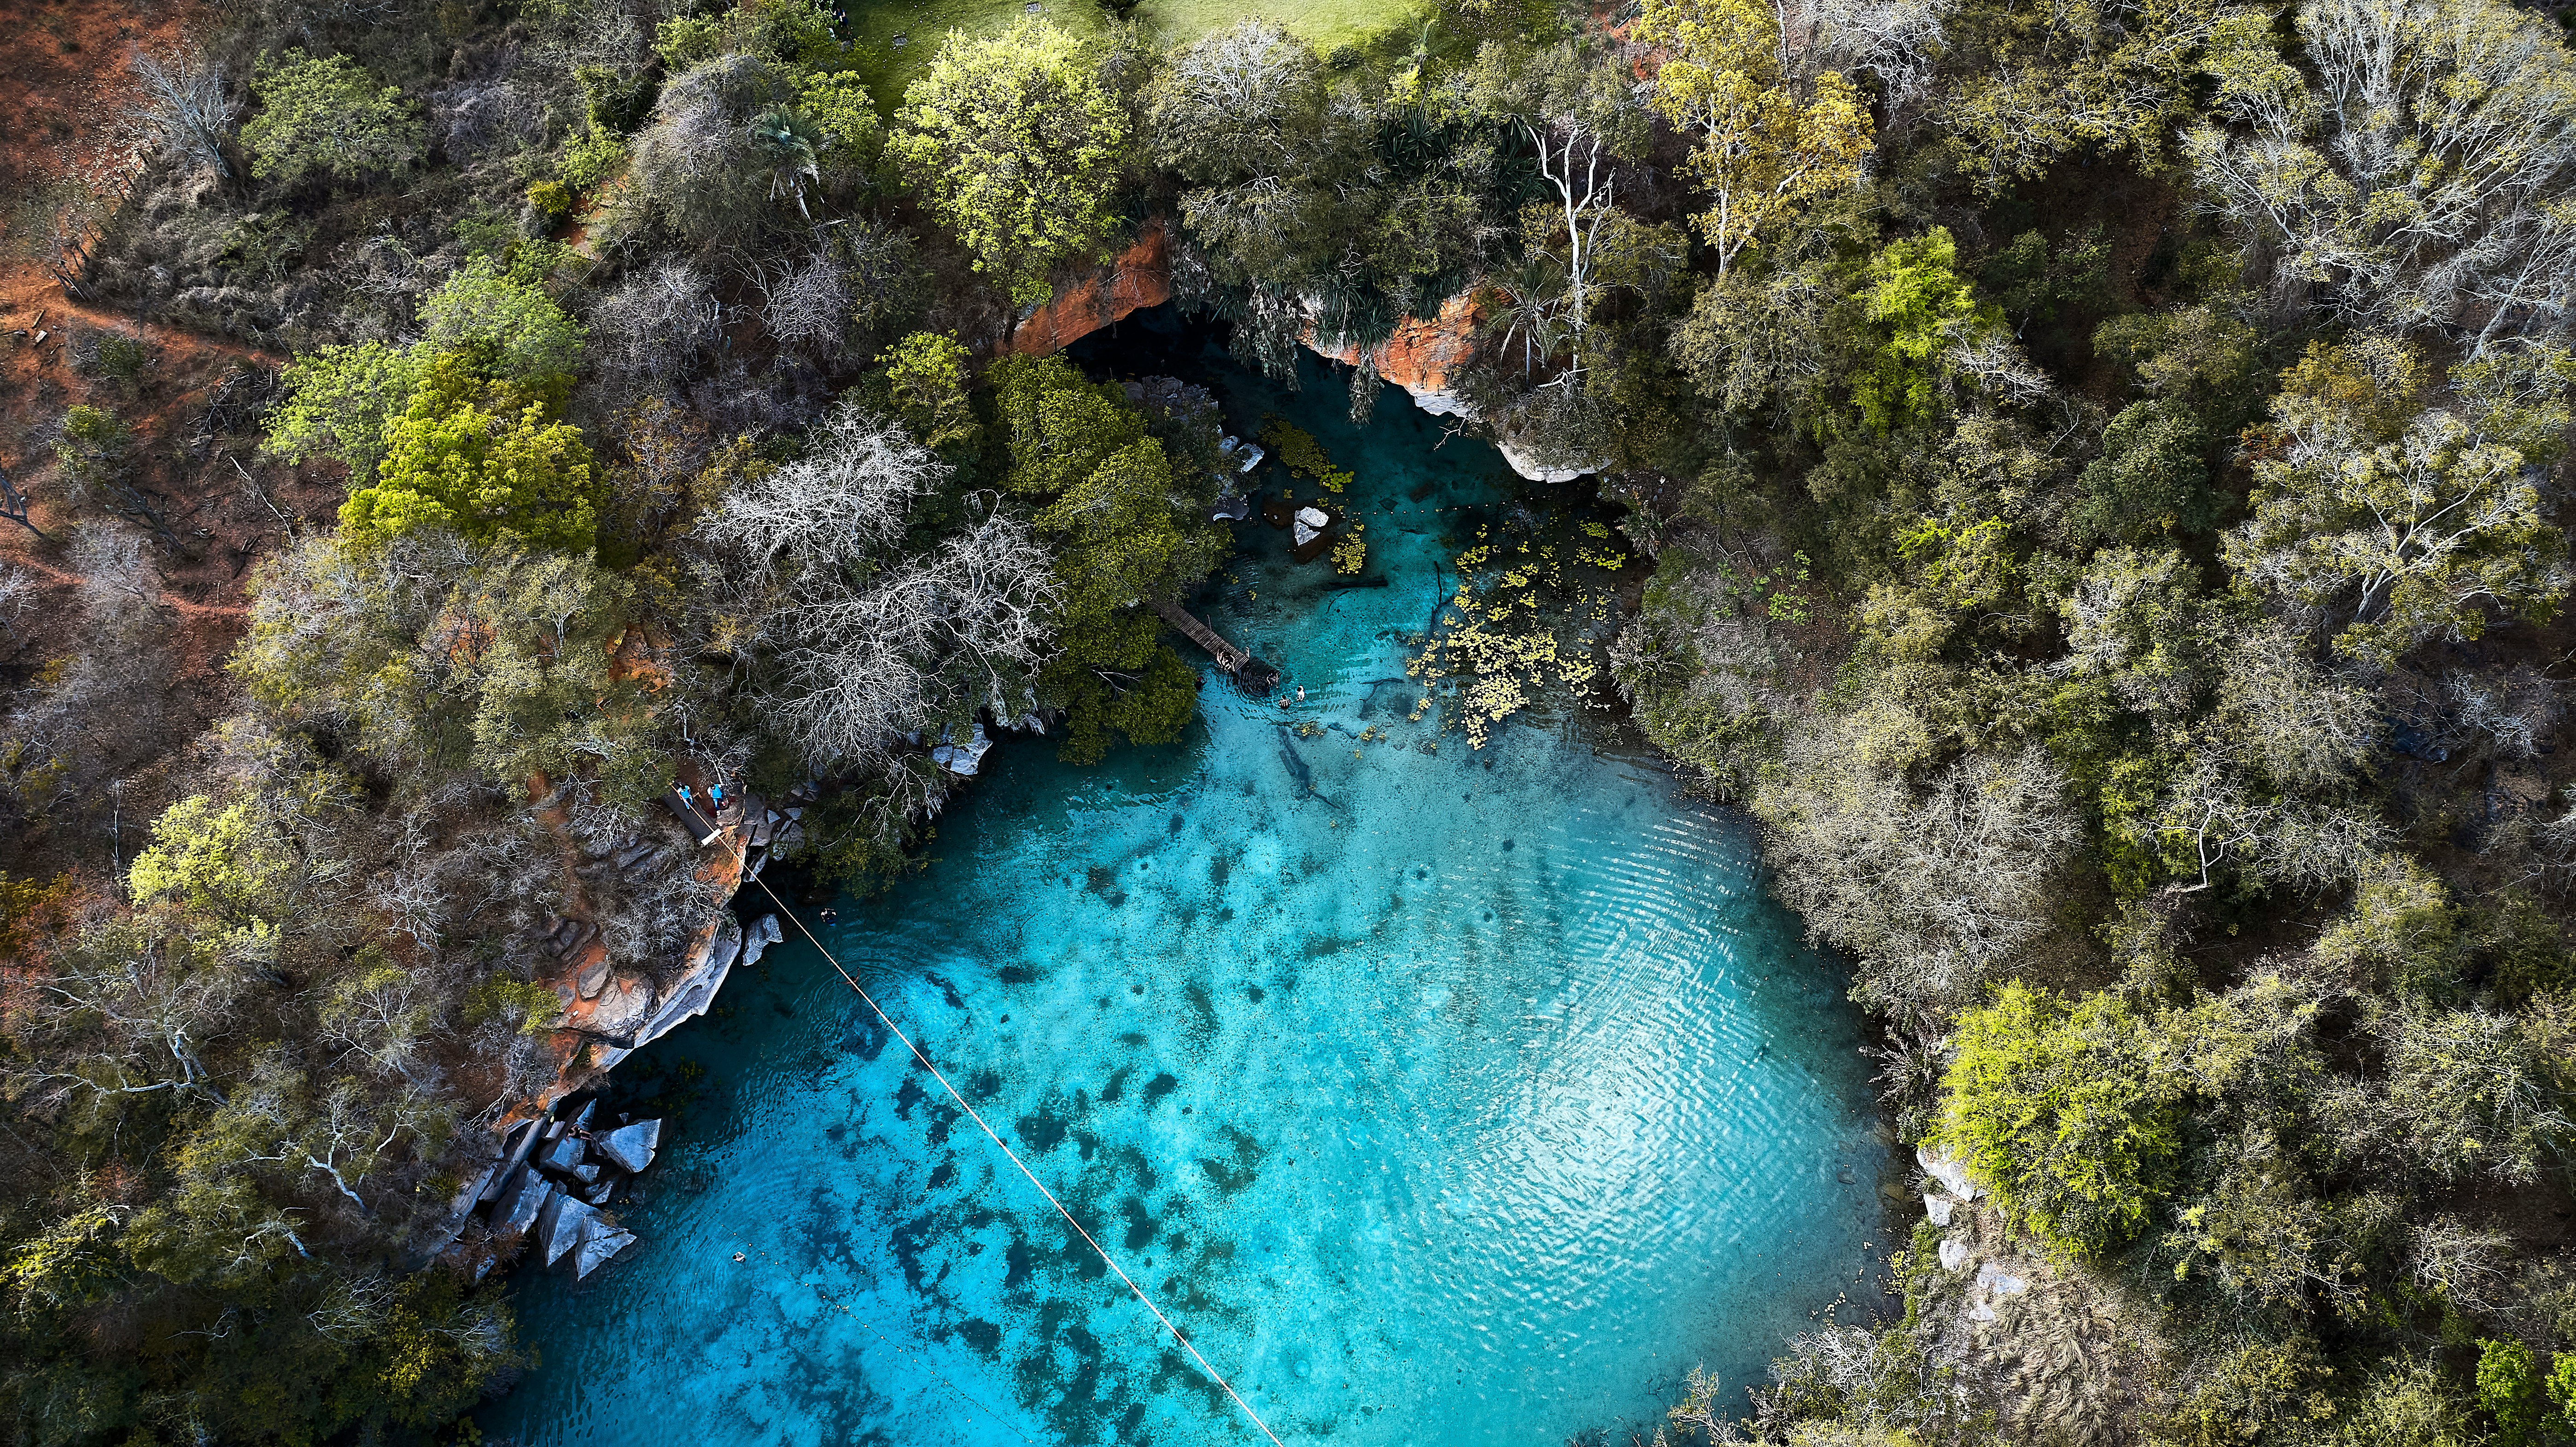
1152;600;1277;690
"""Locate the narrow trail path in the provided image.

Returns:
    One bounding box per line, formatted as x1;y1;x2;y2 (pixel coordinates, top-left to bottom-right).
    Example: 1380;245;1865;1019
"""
0;546;251;618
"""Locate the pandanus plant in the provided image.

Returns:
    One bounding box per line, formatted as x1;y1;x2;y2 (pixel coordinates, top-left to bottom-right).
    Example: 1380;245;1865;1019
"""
748;107;824;219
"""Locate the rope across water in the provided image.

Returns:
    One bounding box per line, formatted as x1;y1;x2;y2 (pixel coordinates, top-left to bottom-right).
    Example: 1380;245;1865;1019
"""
723;839;1289;1447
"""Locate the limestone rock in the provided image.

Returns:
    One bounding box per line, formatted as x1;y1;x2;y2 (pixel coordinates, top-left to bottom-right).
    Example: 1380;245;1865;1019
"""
576;958;610;1000
1293;507;1329;547
739;913;783;969
931;719;993;776
1495;433;1603;484
595;1119;660;1174
1938;1236;1969;1272
536;1134;585;1178
535;1191;595;1267
572;1222;637;1281
1917;1144;1982;1200
583;1178;616;1206
1006;220;1174;356
637;914;742;1046
492;1168;551;1237
1974;1260;2028;1297
570;1162;602;1186
1925;1193;1955;1226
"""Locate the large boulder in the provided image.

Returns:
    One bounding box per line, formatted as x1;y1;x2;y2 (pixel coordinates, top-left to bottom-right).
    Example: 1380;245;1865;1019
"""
572;1220;637;1281
595;1119;661;1174
739;913;783;969
931;719;993;776
492;1168;551;1237
535;1192;596;1268
536;1133;586;1178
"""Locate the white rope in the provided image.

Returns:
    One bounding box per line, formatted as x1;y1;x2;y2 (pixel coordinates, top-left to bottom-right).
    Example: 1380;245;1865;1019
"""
721;835;1288;1447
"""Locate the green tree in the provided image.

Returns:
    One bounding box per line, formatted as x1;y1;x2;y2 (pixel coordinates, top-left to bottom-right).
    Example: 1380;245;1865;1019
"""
2072;401;2216;544
987;357;1229;761
2480;1338;2546;1447
263;344;425;484
2223;338;2572;666
238;532;651;794
341;356;601;553
240;50;425;185
889;18;1130;310
878;331;978;450
417;258;586;384
1851;229;1992;432
1938;982;2189;1257
798;70;884;181
1632;0;1874;276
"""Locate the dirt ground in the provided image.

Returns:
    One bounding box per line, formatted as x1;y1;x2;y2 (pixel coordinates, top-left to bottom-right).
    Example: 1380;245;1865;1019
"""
0;0;344;874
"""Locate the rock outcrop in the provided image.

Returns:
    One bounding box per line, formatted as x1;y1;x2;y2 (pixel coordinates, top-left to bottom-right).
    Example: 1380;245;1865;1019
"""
1006;220;1175;356
1010;225;1598;482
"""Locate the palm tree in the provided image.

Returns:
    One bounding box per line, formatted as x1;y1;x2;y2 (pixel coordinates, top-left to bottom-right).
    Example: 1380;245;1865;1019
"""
748;107;823;219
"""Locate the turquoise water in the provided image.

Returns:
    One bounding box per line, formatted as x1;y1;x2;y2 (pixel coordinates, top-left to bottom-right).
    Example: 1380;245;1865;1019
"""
487;325;1887;1447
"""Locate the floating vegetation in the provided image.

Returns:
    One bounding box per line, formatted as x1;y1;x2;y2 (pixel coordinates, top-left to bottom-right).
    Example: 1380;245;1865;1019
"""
1261;415;1355;493
1406;516;1621;748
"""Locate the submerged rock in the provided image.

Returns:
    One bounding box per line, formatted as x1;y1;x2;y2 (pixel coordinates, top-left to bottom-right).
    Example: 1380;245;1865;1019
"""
595;1119;660;1174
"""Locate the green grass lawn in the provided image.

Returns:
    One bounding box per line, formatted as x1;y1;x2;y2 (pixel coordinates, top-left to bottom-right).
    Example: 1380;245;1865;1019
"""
849;0;1418;99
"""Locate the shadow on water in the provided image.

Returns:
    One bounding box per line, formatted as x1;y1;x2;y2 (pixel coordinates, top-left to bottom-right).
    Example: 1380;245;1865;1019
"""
484;305;1888;1447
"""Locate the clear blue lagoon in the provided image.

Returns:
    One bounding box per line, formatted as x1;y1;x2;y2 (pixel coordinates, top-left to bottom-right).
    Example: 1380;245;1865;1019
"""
487;319;1888;1447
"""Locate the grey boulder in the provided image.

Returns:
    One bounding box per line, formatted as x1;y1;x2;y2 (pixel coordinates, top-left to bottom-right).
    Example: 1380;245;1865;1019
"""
536;1134;586;1177
595;1119;660;1174
492;1168;551;1237
572;1221;637;1281
535;1192;596;1268
739;913;783;969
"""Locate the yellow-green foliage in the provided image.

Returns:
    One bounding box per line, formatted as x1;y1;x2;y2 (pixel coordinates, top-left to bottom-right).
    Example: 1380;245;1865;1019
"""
342;356;600;553
1408;531;1613;748
1260;415;1355;492
1938;982;2187;1259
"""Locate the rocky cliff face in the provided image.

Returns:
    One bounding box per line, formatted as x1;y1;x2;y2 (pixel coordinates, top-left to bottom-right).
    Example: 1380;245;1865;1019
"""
1007;220;1176;356
1010;226;1594;482
410;786;805;1274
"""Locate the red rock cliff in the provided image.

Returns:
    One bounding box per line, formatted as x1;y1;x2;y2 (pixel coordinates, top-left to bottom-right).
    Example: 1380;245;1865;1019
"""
1007;220;1176;355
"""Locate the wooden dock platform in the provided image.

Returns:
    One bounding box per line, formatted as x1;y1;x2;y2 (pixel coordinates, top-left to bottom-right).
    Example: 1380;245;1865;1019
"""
1152;600;1278;691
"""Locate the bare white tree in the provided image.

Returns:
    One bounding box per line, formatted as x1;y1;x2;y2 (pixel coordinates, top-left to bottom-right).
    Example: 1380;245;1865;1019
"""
2407;1215;2513;1311
129;48;237;178
755;250;850;352
695;404;1059;774
1150;20;1325;179
701;405;932;569
0;561;36;645
1757;724;2079;1020
590;256;723;392
771;515;1058;767
1785;0;1957;113
2186;0;2576;350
